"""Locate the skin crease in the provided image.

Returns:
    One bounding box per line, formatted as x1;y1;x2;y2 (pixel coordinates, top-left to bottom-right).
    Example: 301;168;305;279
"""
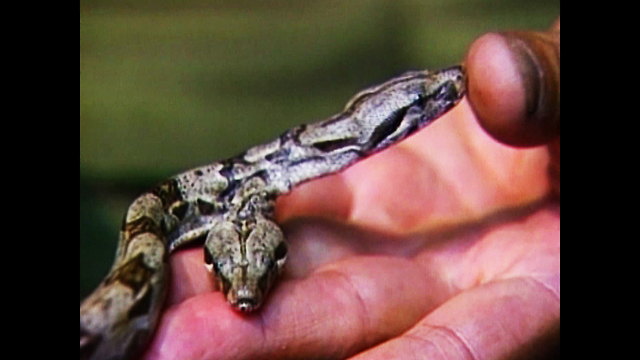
143;19;560;360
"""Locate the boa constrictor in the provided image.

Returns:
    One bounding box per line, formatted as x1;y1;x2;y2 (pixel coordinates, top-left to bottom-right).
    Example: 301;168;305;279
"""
80;65;466;360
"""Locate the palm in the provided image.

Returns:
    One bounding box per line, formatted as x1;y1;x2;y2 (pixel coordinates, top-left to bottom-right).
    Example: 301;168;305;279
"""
142;98;559;360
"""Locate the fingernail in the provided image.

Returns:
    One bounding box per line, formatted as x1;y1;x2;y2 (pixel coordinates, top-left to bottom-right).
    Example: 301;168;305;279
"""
501;31;560;141
502;33;544;118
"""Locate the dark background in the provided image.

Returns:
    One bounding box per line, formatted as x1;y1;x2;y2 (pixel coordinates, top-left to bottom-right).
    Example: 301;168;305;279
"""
80;0;560;299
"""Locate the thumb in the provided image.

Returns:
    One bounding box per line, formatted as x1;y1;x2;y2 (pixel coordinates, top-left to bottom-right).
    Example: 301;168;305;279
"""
465;18;560;196
465;18;560;147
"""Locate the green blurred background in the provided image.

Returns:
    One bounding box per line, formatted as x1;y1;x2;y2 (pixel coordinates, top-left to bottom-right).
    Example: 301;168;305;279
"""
80;0;559;299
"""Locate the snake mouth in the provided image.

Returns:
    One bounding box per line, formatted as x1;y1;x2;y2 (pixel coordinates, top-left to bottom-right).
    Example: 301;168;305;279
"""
228;283;264;313
233;298;258;313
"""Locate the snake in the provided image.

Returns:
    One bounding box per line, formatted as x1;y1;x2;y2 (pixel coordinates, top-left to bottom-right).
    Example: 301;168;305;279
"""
80;65;466;360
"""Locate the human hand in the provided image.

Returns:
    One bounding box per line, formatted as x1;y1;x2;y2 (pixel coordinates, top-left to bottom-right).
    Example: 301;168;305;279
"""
143;19;560;360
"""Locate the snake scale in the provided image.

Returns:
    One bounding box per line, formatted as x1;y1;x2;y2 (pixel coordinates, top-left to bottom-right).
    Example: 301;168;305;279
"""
80;65;466;360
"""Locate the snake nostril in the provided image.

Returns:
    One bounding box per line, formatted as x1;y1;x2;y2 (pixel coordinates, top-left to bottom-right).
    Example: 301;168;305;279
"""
235;298;256;312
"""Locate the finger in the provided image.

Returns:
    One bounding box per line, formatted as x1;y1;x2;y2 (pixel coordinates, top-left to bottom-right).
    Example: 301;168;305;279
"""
143;229;455;360
465;19;560;147
348;206;560;360
349;277;560;360
143;259;444;360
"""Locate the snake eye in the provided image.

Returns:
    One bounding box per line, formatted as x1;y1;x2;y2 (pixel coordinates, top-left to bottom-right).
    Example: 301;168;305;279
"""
204;247;213;265
203;248;220;275
274;242;287;262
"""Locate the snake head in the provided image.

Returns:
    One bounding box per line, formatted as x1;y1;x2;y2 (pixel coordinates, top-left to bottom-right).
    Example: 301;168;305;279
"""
204;218;287;312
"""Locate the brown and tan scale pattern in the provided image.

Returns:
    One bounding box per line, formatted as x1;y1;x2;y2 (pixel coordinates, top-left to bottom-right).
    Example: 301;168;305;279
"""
80;66;466;360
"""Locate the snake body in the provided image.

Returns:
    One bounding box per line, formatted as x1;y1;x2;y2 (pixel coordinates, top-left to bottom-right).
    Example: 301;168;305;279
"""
80;66;466;360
